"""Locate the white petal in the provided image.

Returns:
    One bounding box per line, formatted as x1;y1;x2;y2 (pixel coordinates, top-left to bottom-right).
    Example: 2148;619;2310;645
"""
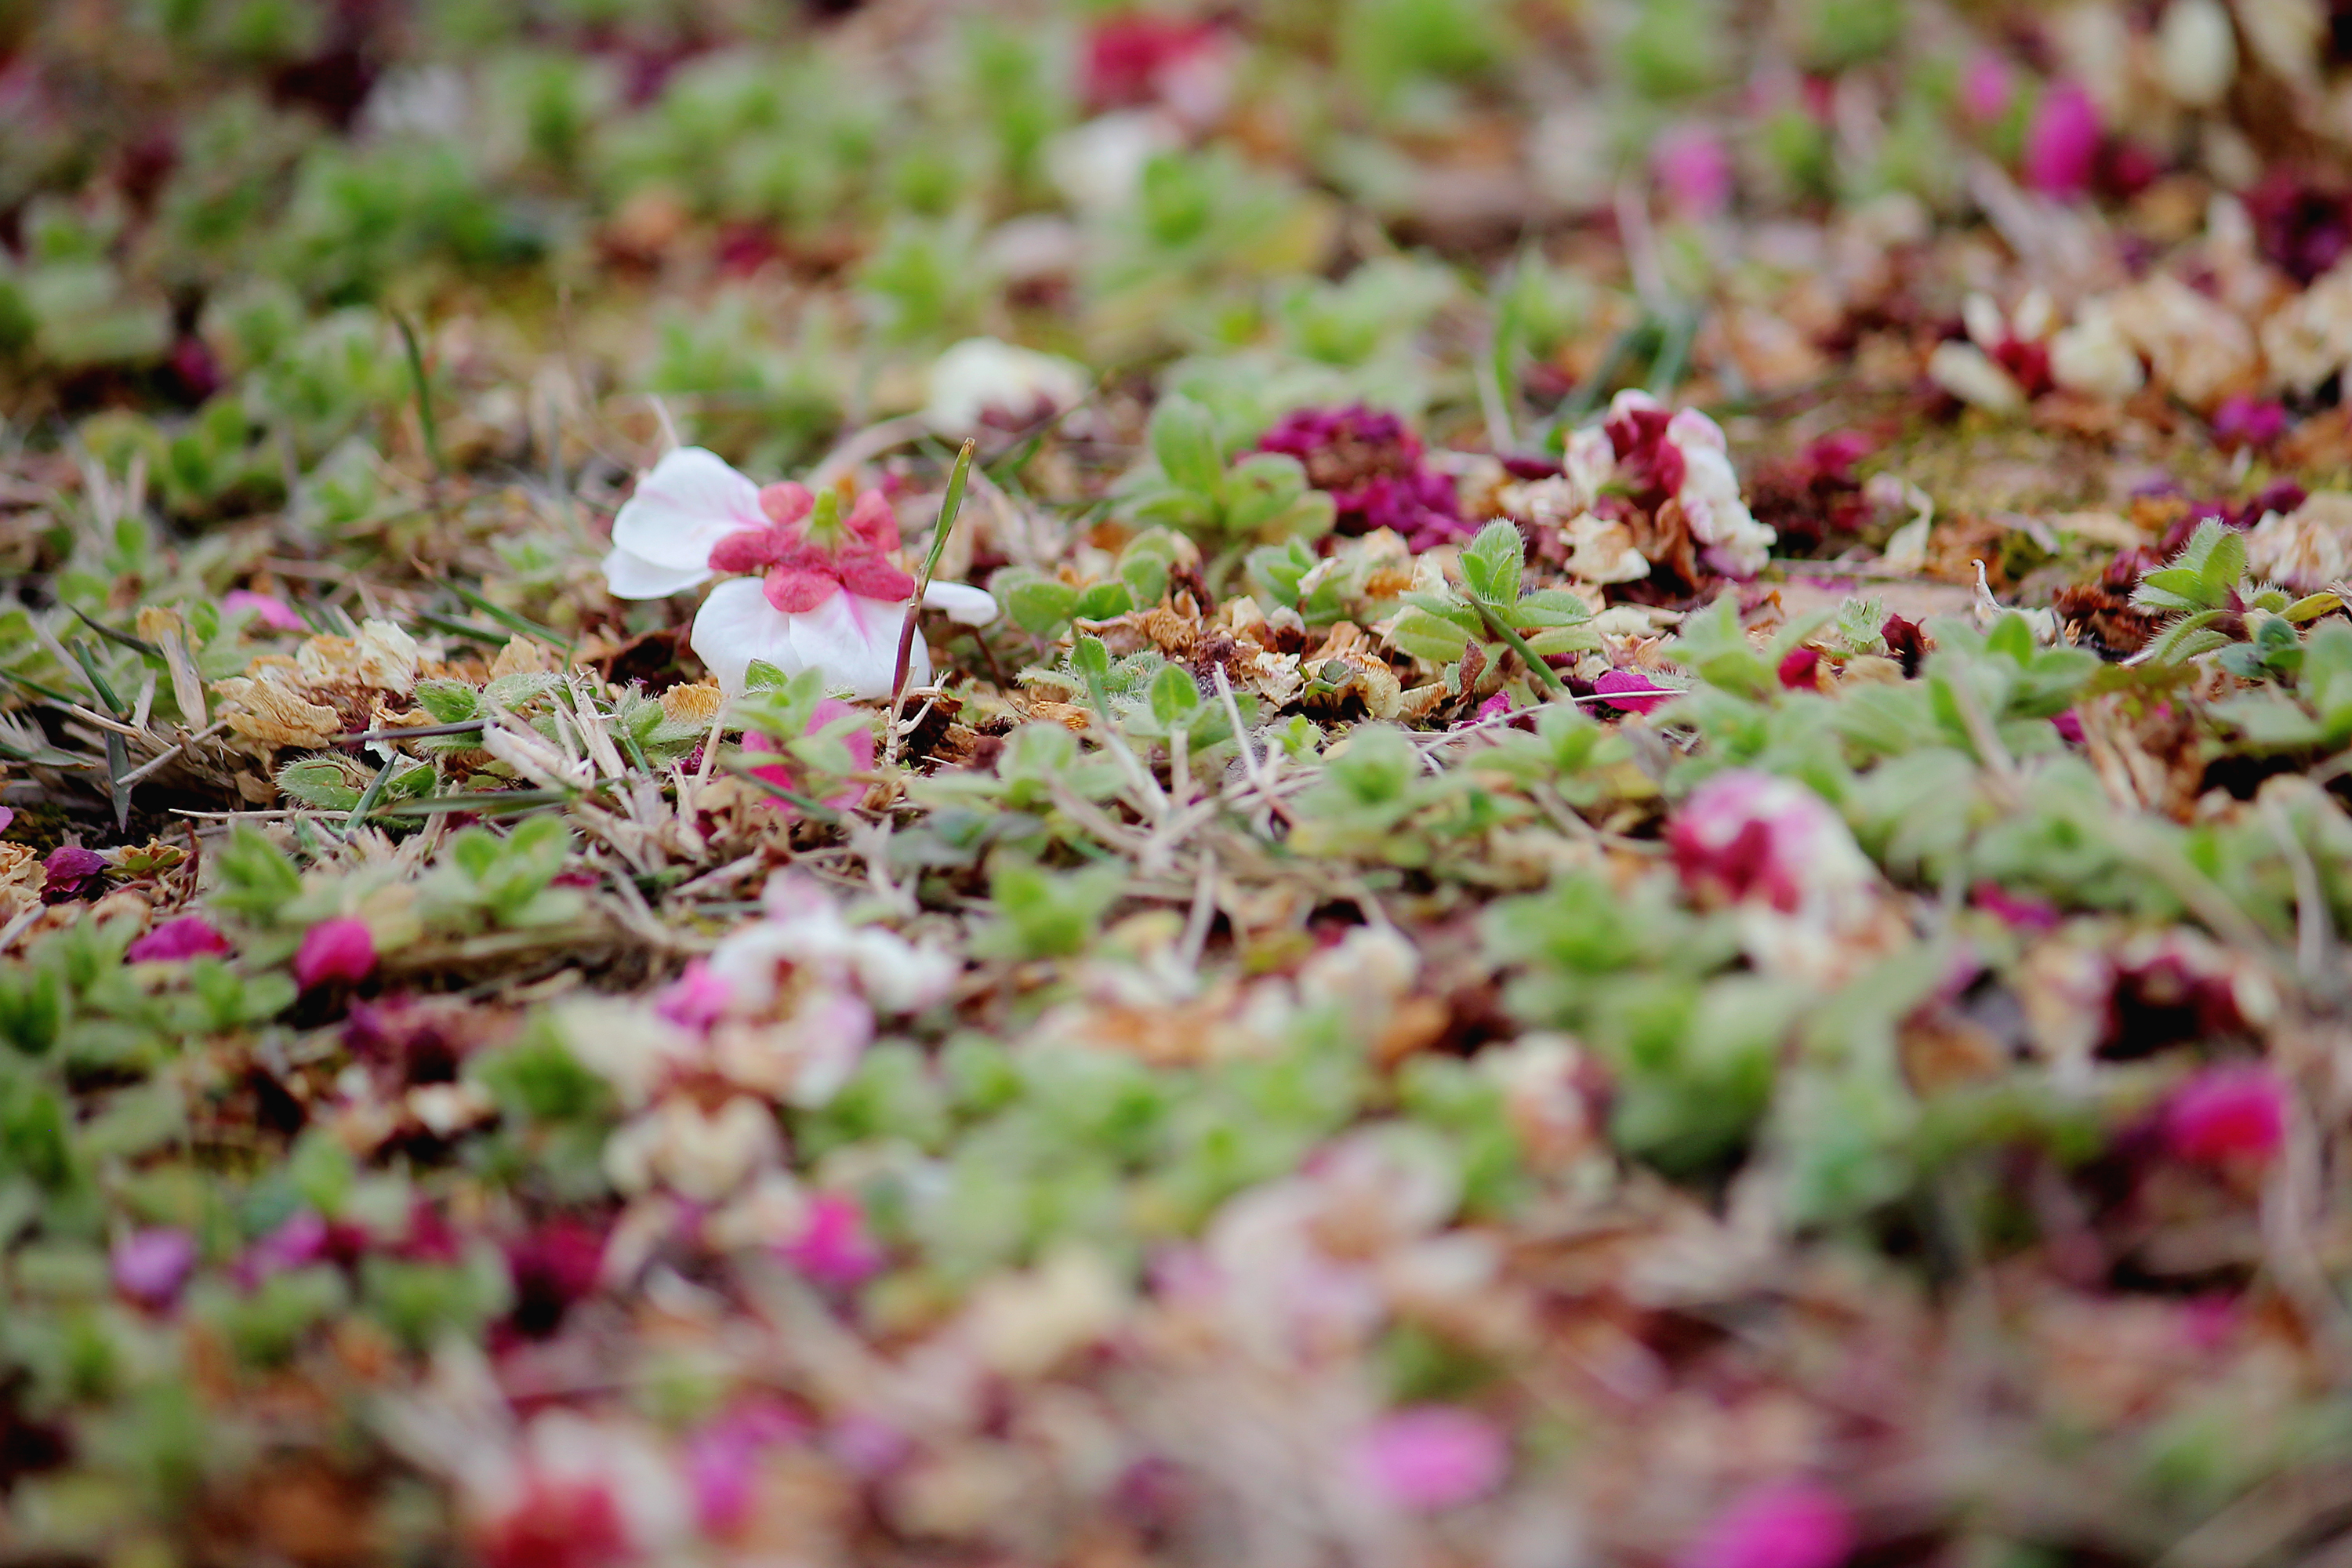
611;447;765;572
691;577;804;696
921;580;1000;626
601;544;713;600
785;593;917;701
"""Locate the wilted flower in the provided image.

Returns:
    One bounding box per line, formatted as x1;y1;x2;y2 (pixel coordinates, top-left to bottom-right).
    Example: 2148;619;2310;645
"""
112;1227;197;1308
2049;301;2147;401
604;1095;783;1203
296;917;378;989
128;914;233;963
1602;392;1776;578
465;1414;689;1568
600;447;996;698
1255;405;1467;549
2164;1065;2286;1167
708;873;958;1018
924;336;1087;436
1669;771;1874;924
42;844;107;898
1676;1480;1856;1568
1355;1406;1508;1512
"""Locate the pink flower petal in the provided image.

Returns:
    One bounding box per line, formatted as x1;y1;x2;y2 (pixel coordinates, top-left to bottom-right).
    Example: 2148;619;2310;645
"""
113;1227;197;1307
1356;1406;1508;1512
1962;53;2014;123
609;447;768;572
656;960;734;1031
296;917;377;989
1653;124;1733;218
780;1192;885;1288
223;589;307;632
2165;1065;2285;1167
1678;1481;1856;1568
1595;668;1679;714
2024;81;2100;198
43;844;107;896
128;915;234;962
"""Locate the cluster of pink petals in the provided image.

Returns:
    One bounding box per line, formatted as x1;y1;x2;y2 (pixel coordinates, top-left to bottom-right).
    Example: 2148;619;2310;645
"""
1601;391;1775;579
707;484;916;614
296;916;378;989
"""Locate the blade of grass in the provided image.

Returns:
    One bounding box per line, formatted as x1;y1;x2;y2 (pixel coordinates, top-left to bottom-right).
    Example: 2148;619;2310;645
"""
64;638;127;717
68;607;162;658
105;731;131;832
393;311;446;482
337;756;402;840
446;583;568;648
891;437;976;706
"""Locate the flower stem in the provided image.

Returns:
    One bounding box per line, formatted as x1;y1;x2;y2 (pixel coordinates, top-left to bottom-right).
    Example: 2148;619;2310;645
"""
1471;599;1566;694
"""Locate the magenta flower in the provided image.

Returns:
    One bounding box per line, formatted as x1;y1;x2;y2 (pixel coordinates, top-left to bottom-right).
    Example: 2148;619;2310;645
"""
779;1192;885;1288
2213;396;2289;449
505;1219;608;1339
223;589;307;632
1081;10;1221;111
1678;1481;1856;1568
1355;1406;1508;1512
112;1228;198;1308
1653;124;1733;219
742;697;875;818
1254;406;1467;550
296;917;377;989
1962;53;2014;123
1594;668;1679;714
655;959;734;1033
42;844;107;898
128;915;233;963
2024;82;2100;198
2164;1065;2285;1167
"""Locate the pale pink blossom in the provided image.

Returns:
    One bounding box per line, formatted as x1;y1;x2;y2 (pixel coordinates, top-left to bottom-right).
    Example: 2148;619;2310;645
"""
1962;53;2014;122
